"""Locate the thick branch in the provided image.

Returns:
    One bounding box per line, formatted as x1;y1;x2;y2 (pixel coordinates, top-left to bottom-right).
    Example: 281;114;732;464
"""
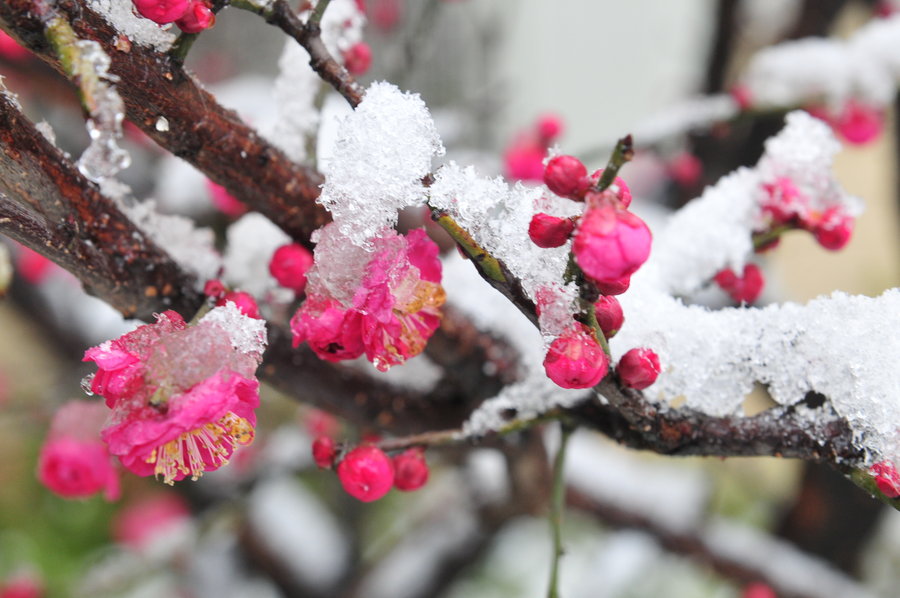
0;0;329;247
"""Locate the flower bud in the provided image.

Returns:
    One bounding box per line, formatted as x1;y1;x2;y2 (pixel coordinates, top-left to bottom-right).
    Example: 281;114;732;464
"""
132;0;191;24
217;291;261;319
617;347;660;390
871;461;900;498
270;243;314;294
833;99;883;145
343;42;372;76
811;207;853;251
392;448;429;491
594;275;631;296
741;583;776;598
543;323;609;389
175;0;215;33
312;436;336;469
337;445;394;502
543;155;590;200
573;206;652;284
594;295;624;338
203;278;226;300
589;170;632;208
528;213;575;248
714;264;764;305
537;114;563;141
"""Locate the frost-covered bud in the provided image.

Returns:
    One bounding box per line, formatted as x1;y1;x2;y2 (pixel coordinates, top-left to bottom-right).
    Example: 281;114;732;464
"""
543;323;609;389
588;170;632;208
343;42;372;76
203;278;226;300
714;264;764;304
761;177;807;225
573;205;652;284
269;243;314;294
544;155;590;200
528;213;576;248
337;445;394;502
537;114;563;141
833;100;883;145
217;291;261;319
392;448;429;492
811;207;853;251
38;401;120;501
132;0;191;24
871;461;900;498
312;436;336;469
617;347;661;390
594;275;630;296
741;583;776;598
594;295;624;338
175;0;215;33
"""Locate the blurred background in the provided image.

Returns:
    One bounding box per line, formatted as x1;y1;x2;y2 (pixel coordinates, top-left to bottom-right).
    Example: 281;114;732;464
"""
1;0;899;597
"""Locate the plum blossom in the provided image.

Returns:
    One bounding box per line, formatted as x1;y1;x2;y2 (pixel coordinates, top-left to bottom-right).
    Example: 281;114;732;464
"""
291;225;445;372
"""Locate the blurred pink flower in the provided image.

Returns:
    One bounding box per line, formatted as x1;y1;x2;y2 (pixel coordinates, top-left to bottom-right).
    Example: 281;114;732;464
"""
113;493;191;550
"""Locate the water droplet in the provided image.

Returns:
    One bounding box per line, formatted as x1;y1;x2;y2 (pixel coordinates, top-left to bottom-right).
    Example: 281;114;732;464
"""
80;373;95;396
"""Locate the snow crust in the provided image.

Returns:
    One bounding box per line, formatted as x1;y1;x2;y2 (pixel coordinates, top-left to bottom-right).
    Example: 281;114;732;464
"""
317;82;444;248
743;14;900;107
200;302;268;357
86;0;177;52
222;213;292;299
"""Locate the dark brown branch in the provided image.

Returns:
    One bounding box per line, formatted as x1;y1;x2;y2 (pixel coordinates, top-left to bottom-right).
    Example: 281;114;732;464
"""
0;0;329;247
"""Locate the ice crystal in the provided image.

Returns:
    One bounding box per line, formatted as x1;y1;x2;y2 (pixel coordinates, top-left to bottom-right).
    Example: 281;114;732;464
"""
222;213;292;299
86;0;177;52
269;41;320;163
200;302;268;357
317;82;444;248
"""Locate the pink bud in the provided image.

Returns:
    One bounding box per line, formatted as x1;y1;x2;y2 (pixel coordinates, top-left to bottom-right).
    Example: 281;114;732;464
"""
0;30;29;61
667;152;702;188
206;180;247;217
175;0;215;33
833;99;883;145
543;155;590;200
15;246;54;284
594;275;631;296
203;278;226;300
573;206;652;284
113;493;190;551
312;436;336;469
217;291;262;319
337;445;394;502
617;347;660;390
589;170;632;208
543;323;609;389
811;207;853;251
593;295;624;338
730;84;752;110
306;409;341;438
504;141;546;182
741;583;776;598
0;573;43;598
714;264;764;304
528;213;576;248
761;177;807;225
132;0;191;24
392;448;429;492
269;243;314;294
369;0;402;30
537;114;563;141
343;42;372;76
871;461;900;498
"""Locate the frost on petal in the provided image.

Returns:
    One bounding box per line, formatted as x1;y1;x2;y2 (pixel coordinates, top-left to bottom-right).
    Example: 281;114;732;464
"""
317;82;444;248
200;302;268;358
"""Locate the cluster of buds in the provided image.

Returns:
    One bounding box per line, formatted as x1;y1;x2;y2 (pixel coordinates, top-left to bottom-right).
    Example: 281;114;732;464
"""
131;0;215;34
204;279;262;319
759;177;854;251
713;264;765;305
503;114;565;182
312;439;430;502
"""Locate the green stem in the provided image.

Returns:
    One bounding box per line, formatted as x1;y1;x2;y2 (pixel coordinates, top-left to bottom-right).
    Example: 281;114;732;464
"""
593;135;634;192
848;468;900;511
583;301;611;358
432;211;507;283
547;423;574;598
308;0;332;29
751;224;792;251
169;32;199;62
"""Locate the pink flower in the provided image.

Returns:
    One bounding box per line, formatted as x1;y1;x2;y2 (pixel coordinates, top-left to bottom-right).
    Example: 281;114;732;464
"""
537;114;563;142
667;152;702;188
337;445;394;502
392;448;429;492
84;311;187;408
0;31;29;61
269;243;314;294
113;493;191;551
543;323;609;389
528;213;576;248
616;348;661;390
832;100;883;145
132;0;191;24
175;0;215;33
15;246;54;285
343;42;372;76
871;461;900;498
37;401;120;501
572;205;652;284
810;207;853;251
206;180;247;217
544;155;590;200
504;137;546;182
593;295;624;338
312;436;336;469
291;227;445;372
87;305;265;484
741;583;776;598
369;0;403;30
0;573;43;598
203;278;227;300
714;264;764;304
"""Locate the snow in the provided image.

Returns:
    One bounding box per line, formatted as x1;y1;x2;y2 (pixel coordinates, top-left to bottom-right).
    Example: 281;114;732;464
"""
317;82;444;248
86;0;177;52
200;302;268;357
222;213;292;300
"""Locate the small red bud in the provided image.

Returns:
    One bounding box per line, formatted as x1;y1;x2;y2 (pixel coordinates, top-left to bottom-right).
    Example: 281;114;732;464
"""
203;278;226;300
536;114;563;141
617;347;661;390
337;445;394;502
741;583;776;598
594;276;631;296
593;295;624;338
543;155;590;200
132;0;191;24
871;461;900;498
543;323;609;389
589;170;632;208
812;207;853;251
392;448;429;492
343;42;372;76
312;436;336;469
217;291;262;319
714;264;764;305
175;0;215;33
528;213;576;248
269;243;314;294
